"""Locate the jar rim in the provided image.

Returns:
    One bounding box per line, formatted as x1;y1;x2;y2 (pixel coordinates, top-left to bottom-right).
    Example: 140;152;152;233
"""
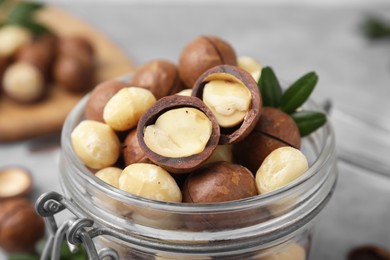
61;91;336;213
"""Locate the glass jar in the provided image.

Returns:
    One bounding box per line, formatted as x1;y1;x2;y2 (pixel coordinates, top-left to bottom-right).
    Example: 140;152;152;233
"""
56;95;337;260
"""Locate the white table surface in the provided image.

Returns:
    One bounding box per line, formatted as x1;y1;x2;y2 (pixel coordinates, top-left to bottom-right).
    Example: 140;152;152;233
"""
1;1;390;259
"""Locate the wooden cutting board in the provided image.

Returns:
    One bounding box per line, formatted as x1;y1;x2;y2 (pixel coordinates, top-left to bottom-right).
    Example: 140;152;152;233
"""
0;6;134;142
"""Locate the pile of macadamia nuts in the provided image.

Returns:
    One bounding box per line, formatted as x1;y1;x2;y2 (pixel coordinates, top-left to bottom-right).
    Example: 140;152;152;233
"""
72;34;310;205
0;24;95;104
70;35;315;259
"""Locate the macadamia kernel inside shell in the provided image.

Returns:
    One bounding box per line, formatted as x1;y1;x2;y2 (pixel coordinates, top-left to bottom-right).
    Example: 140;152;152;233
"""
143;107;212;158
203;77;251;128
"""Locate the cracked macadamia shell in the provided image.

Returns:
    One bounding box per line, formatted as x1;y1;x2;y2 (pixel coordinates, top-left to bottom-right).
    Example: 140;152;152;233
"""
192;64;262;145
233;107;301;173
179;35;237;88
137;95;220;174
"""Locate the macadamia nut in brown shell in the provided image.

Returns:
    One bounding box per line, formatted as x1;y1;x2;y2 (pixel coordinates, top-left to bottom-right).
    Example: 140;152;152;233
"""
130;59;183;99
233;107;301;173
0;198;45;253
192;65;262;145
179;35;237;88
137;95;220;174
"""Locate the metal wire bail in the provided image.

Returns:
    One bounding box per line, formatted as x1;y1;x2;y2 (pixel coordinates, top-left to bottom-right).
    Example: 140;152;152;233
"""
35;191;119;260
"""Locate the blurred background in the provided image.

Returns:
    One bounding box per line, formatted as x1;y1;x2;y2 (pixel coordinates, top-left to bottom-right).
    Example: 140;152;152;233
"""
0;0;389;259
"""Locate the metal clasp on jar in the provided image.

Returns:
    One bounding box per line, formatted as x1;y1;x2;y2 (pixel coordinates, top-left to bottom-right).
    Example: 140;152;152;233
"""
35;191;119;260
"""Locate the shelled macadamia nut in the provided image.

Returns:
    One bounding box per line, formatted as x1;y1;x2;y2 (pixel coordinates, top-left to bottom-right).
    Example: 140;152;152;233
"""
2;62;45;103
176;89;192;96
192;65;262;144
103;87;156;131
237;56;262;82
119;163;182;203
256;147;308;194
84;80;128;122
71;120;120;169
179;35;237;88
137;95;220;174
0;166;32;200
95;167;122;188
0;198;45;253
233;107;301;173
130;59;183;99
0;25;32;57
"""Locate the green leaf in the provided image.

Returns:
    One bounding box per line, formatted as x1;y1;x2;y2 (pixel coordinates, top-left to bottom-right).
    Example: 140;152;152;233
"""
291;111;327;137
258;66;283;107
7;2;44;23
281;71;318;114
0;0;6;6
361;16;390;39
8;253;39;260
11;19;52;35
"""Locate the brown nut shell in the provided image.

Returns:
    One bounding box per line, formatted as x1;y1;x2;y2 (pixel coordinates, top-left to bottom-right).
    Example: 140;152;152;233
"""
192;64;262;145
179;35;237;88
0;198;45;253
233;107;301;173
17;34;57;78
348;245;390;260
137;95;220;174
53;52;95;92
59;35;94;57
84;80;128;122
130;59;183;99
0;166;32;200
123;128;152;166
181;161;268;231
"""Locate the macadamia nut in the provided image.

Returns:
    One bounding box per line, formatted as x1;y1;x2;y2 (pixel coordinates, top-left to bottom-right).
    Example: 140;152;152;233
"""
3;62;45;103
143;107;212;158
237;56;262;81
103;87;156;131
203;79;251;128
176;89;192;96
95;167;122;188
0;25;31;56
119;163;182;203
256;147;308;194
71;120;120;169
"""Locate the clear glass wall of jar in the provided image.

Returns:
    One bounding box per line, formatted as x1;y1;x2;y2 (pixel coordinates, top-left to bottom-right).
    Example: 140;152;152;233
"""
57;96;337;260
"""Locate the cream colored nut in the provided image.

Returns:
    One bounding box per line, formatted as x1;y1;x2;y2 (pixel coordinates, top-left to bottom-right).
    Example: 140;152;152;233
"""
237;56;262;81
71;120;120;169
202;145;232;166
103;87;156;131
0;25;32;56
119;163;182;203
175;89;192;96
261;243;306;260
203;79;251;128
256;147;308;194
95;167;122;188
143;107;212;158
3;62;44;102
